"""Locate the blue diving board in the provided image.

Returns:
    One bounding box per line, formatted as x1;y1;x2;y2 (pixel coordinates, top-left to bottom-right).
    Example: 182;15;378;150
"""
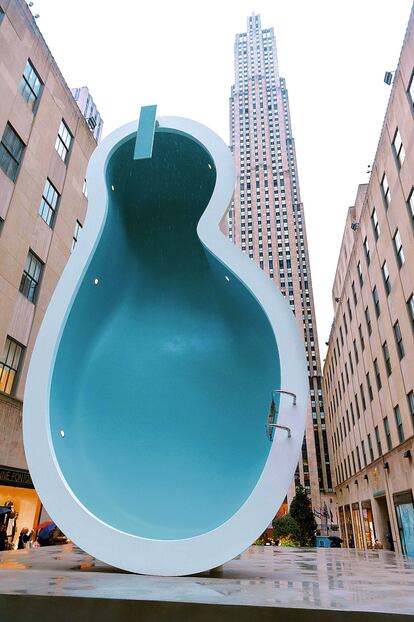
134;105;157;160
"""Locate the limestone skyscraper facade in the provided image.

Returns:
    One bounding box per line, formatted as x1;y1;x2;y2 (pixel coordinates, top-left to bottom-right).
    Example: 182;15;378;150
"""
229;14;333;519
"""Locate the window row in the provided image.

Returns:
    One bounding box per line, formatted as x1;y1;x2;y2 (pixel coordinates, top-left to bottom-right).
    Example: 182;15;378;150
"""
0;118;73;185
335;397;412;484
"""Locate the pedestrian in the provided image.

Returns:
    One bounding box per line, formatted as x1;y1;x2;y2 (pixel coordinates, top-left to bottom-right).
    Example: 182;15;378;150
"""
17;528;31;549
0;524;7;551
48;527;67;546
386;531;394;550
374;538;383;549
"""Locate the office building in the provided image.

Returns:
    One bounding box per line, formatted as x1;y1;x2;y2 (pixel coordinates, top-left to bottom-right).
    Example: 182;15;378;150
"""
229;14;333;523
0;0;97;545
323;6;414;555
71;86;103;143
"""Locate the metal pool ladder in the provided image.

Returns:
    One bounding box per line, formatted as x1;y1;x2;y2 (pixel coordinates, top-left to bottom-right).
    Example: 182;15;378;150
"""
267;390;296;440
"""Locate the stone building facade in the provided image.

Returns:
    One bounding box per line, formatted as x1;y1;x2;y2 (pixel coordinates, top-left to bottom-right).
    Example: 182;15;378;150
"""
323;7;414;554
0;0;97;544
229;14;334;525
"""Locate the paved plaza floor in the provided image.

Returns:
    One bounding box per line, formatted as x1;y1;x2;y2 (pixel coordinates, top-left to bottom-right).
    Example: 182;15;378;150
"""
1;544;414;620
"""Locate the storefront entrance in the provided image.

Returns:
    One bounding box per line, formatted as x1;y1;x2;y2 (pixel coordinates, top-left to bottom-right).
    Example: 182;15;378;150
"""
394;491;414;557
352;502;364;549
344;505;355;548
361;500;376;549
374;493;394;551
338;506;346;544
0;465;41;550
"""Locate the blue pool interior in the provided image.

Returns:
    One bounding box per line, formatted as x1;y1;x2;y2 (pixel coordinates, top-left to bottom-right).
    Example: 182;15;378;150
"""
50;128;281;540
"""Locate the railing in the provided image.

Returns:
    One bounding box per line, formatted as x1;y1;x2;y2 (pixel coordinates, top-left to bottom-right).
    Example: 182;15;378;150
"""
267;389;296;440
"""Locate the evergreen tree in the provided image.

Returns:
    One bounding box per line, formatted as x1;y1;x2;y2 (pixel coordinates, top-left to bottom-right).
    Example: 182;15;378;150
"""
289;484;317;546
272;515;300;546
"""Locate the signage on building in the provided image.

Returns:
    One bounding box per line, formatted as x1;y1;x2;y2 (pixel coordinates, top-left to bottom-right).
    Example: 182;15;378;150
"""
0;465;34;489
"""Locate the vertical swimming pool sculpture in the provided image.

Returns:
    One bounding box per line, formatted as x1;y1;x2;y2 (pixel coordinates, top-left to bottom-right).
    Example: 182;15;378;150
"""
24;108;308;576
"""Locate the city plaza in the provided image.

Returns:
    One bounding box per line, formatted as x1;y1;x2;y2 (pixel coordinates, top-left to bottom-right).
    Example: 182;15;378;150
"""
1;0;414;619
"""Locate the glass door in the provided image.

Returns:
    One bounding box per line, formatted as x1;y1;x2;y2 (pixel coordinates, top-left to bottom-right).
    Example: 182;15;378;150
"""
344;504;355;548
394;491;414;557
352;502;364;549
361;500;375;549
338;506;346;545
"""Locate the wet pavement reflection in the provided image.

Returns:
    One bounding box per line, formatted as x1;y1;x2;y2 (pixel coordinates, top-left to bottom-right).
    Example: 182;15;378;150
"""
0;544;414;615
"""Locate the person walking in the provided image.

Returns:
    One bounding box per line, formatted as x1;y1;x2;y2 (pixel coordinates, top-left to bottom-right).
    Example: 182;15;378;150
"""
17;528;31;549
0;524;7;551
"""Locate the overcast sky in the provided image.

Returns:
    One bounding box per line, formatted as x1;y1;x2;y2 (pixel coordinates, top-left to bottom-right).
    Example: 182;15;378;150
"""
33;0;412;360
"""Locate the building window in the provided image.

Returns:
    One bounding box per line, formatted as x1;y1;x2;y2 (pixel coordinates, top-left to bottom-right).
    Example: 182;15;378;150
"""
361;440;367;466
353;338;359;364
366;372;373;401
55;120;72;163
365;306;372;336
408;71;414;105
19;250;43;303
18;60;42;109
357;261;363;287
38;179;60;227
363;237;370;265
71;220;83;251
408;391;414;431
343;313;348;335
0;337;24;395
356;446;362;471
393;229;405;267
384;417;392;451
349;401;355;426
371;208;380;240
392;127;405;167
0;123;25;182
408;188;414;223
373;286;380;317
358;324;365;351
382;261;391;295
352;281;357;305
347;298;352;321
408;294;414;330
393;320;404;360
375;426;382;457
360;383;366;411
382;341;392;376
381;173;390;207
394;405;404;443
367;434;374;461
374;358;382;390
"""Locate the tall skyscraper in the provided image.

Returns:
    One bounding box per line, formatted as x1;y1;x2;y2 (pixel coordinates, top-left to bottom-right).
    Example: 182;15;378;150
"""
229;14;333;520
71;86;103;142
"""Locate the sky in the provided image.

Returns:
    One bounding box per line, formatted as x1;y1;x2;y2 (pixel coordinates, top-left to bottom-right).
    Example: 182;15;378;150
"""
32;0;412;360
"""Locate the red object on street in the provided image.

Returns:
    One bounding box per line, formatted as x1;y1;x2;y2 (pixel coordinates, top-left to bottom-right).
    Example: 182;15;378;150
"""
34;521;55;531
